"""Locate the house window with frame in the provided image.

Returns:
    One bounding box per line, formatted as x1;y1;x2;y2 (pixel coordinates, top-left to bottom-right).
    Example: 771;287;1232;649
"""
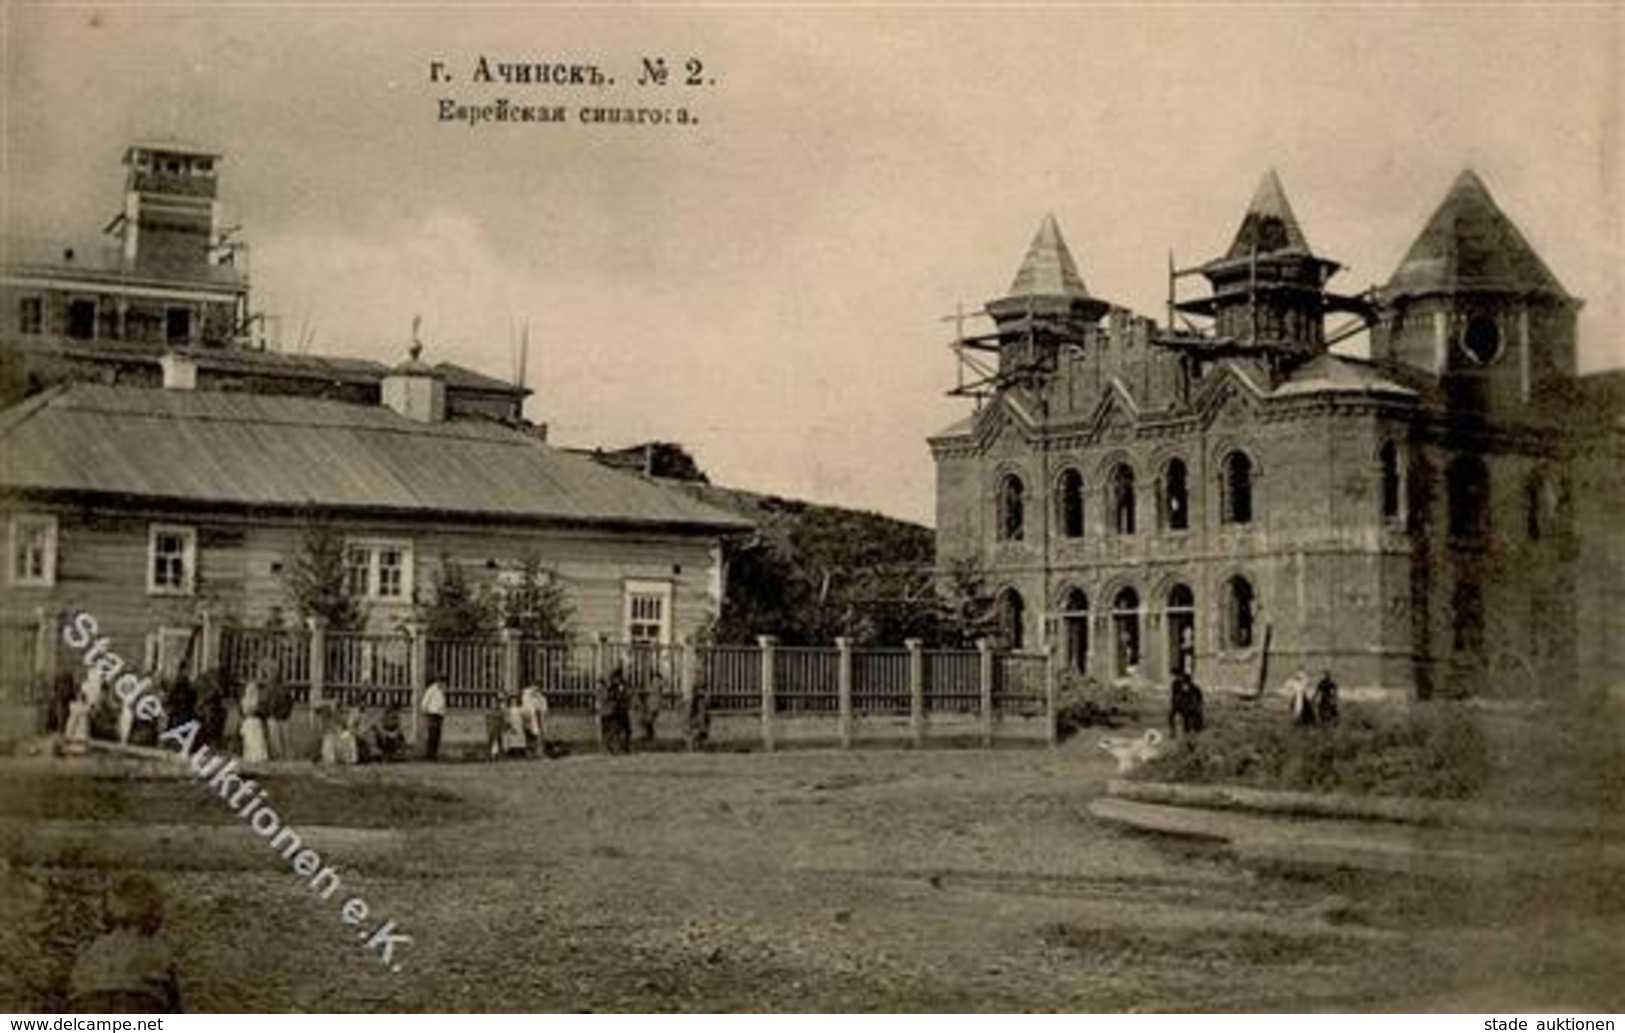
344;539;414;601
67;298;97;340
148;524;196;595
11;514;58;586
18;297;43;335
623;581;673;645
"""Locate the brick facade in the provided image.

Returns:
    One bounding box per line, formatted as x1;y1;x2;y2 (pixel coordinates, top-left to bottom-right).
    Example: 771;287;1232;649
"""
932;172;1618;699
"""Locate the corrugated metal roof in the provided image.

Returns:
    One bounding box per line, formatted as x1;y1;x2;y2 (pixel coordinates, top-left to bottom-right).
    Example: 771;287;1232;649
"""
0;384;751;532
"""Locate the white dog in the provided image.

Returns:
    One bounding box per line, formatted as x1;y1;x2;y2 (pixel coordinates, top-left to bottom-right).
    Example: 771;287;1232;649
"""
1097;729;1165;773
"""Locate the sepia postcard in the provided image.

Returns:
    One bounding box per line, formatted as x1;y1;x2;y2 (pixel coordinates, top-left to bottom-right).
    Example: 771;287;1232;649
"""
0;1;1621;1017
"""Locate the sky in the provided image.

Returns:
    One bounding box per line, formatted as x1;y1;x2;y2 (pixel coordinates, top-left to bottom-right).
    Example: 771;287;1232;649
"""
4;3;1620;525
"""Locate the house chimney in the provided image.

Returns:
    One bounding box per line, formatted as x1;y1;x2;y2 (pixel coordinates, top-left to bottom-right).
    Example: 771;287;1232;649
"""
382;341;446;422
160;351;197;390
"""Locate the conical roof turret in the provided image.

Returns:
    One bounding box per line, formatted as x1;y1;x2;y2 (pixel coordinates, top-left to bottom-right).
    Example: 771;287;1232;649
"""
1007;214;1092;300
1385;169;1568;300
1222;169;1312;261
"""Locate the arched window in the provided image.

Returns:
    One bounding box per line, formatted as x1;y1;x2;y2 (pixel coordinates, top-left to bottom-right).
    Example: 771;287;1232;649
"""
997;473;1025;542
1111;586;1141;676
1452;580;1484;653
1060;588;1089;674
1447;456;1490;539
1058;469;1085;539
1225;576;1256;650
1380;441;1403;522
1163;459;1190;532
997;588;1026;650
1111;464;1136;535
1166;583;1195;676
1222;451;1254;525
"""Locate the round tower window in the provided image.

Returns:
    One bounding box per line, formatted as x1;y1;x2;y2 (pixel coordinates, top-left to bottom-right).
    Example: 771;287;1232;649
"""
1462;315;1502;364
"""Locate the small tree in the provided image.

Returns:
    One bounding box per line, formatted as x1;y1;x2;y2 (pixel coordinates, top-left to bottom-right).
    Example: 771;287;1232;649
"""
501;552;575;641
422;555;499;639
282;523;367;631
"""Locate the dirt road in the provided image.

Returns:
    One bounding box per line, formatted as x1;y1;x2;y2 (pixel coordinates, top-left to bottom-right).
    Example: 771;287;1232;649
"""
2;741;1619;1011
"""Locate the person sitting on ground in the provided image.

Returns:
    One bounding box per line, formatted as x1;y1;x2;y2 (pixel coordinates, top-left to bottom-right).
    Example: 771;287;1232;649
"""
373;706;407;762
1314;669;1339;728
68;873;183;1013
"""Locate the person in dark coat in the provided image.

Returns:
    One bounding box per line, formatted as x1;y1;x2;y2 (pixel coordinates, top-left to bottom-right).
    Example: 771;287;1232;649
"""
1168;671;1205;737
261;661;294;760
1314;670;1340;728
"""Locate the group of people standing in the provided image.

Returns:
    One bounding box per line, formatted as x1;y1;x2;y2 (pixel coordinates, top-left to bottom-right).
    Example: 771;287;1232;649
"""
1283;667;1340;728
1165;663;1342;739
234;660;296;763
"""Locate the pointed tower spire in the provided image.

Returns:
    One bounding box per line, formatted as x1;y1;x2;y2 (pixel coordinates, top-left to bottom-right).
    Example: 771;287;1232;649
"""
1224;168;1311;260
1177;170;1349;361
1007;213;1092;299
1384;169;1568;300
987;214;1110;327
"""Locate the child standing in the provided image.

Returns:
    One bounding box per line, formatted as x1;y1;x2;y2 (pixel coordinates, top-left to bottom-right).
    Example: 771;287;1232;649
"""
68;874;183;1013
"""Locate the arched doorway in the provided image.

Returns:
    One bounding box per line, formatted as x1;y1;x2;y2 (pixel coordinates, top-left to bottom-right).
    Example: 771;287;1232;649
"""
1166;583;1195;677
1059;588;1089;674
1111;586;1140;677
997;587;1026;651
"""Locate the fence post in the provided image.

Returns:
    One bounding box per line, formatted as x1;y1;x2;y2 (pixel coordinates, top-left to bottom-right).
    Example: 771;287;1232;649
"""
835;636;853;750
680;636;697;714
593;633;609;751
501;627;521;699
977;637;994;747
307;617;327;724
1044;643;1059;748
757;635;777;753
407;621;427;743
906;638;925;748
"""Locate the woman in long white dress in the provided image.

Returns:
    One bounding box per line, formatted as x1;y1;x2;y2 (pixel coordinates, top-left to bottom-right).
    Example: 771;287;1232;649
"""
239;679;270;764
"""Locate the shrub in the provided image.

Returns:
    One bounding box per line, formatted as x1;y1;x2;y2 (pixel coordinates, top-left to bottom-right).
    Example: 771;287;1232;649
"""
1054;672;1143;741
1132;699;1492;799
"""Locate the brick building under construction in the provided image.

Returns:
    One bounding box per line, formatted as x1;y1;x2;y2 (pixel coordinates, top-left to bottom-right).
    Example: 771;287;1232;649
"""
930;170;1623;699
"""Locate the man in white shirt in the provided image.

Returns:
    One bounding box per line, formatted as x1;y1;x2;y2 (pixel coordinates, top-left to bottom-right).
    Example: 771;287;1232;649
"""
420;676;447;761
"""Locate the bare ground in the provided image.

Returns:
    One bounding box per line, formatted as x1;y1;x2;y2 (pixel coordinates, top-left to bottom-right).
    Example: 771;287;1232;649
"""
1;740;1620;1012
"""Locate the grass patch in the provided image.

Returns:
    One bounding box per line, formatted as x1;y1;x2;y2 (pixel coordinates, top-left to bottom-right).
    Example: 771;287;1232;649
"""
1132;698;1491;799
1132;693;1625;807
